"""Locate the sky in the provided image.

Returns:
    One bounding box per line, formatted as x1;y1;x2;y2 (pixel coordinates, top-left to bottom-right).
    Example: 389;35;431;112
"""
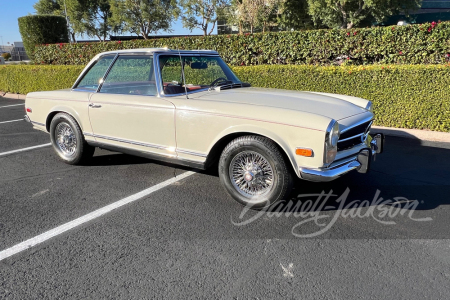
0;0;208;46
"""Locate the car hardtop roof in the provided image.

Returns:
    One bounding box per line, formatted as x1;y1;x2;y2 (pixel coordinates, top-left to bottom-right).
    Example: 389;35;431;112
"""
99;48;219;56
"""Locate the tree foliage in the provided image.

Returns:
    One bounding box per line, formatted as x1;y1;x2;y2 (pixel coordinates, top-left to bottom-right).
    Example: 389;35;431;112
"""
18;15;69;59
109;0;178;39
277;0;316;30
307;0;422;29
179;0;229;36
34;0;115;42
231;0;283;33
34;21;450;66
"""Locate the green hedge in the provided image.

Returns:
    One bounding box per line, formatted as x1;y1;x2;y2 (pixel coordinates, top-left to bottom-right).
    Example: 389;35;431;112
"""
34;22;450;66
1;64;449;132
18;15;69;60
0;65;83;94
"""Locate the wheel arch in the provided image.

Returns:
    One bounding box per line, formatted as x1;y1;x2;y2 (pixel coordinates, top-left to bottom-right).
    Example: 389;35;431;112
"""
46;107;84;132
204;127;298;176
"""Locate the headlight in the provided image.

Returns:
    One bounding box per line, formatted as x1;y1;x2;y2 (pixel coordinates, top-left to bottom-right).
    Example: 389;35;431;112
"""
365;101;373;112
324;120;340;164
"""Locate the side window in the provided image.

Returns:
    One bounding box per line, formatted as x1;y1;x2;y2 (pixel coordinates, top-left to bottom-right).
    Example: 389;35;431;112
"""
75;55;115;90
159;55;236;95
183;57;228;86
160;56;182;84
100;55;156;96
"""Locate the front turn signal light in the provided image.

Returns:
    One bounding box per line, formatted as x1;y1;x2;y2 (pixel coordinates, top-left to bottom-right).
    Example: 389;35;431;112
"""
296;148;313;157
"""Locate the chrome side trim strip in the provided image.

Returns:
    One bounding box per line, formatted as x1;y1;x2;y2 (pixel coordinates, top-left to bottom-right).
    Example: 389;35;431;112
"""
31;121;45;127
84;133;208;158
86;140;206;170
88;133;170;151
176;148;207;158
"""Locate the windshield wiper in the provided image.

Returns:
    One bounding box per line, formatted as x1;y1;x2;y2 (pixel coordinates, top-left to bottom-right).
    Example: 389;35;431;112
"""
213;82;251;91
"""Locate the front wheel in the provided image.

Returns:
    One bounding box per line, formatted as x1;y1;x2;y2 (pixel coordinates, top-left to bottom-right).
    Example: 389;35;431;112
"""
50;113;95;165
219;135;293;210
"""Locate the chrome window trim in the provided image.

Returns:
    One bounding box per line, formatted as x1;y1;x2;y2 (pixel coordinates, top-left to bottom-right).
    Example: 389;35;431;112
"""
72;53;118;91
95;54;120;93
154;52;223;98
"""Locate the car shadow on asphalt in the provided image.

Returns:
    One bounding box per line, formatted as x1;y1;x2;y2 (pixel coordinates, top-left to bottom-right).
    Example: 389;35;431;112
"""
280;134;450;213
86;134;449;212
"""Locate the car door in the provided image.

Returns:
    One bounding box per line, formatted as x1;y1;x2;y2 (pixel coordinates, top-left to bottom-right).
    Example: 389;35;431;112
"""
88;54;176;158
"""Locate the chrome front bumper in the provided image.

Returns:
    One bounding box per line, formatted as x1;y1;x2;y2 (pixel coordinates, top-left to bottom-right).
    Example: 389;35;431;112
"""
299;133;385;182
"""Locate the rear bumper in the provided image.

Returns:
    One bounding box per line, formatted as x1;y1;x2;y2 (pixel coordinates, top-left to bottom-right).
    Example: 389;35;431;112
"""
299;133;384;182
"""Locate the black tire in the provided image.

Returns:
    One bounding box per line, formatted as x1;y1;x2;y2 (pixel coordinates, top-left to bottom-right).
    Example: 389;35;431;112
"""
219;135;293;210
49;113;95;165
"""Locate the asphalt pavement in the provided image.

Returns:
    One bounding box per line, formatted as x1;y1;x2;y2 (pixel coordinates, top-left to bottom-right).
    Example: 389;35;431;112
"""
1;97;450;299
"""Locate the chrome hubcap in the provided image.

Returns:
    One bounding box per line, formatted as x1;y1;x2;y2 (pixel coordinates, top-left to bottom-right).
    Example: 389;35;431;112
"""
55;122;77;157
229;151;274;198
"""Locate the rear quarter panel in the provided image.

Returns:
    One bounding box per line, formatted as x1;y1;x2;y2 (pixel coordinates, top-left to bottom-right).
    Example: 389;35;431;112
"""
25;90;92;136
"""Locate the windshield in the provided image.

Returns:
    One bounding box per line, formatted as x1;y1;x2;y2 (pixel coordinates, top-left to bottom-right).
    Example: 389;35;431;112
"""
159;55;242;95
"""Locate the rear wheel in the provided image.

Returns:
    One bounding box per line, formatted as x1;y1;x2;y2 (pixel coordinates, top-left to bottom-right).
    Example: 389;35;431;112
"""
219;135;293;209
50;113;95;165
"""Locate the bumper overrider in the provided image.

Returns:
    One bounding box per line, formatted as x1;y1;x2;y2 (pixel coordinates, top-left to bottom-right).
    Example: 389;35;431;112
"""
299;133;385;182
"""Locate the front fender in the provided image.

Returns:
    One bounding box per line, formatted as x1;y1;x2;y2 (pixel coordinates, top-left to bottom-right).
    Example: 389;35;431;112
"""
209;124;298;174
207;123;326;177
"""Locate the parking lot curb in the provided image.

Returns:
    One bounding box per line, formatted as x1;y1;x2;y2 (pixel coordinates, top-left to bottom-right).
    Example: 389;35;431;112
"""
371;126;450;143
0;92;26;100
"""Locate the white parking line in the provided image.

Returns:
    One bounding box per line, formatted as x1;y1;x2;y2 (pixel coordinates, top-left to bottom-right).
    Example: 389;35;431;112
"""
0;171;195;261
0;104;24;109
0;119;23;125
0;143;52;158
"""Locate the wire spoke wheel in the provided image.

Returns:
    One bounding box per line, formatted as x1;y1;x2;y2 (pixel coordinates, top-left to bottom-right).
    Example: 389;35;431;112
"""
55;122;77;157
229;151;274;198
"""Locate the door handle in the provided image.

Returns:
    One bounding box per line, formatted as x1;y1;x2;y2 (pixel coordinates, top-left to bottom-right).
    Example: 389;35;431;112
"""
89;103;102;108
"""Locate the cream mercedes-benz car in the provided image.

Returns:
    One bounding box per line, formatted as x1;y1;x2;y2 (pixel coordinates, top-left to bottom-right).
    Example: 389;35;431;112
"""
25;48;384;209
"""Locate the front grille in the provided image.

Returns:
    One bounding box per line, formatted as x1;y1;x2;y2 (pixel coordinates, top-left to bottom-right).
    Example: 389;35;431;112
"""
337;120;373;151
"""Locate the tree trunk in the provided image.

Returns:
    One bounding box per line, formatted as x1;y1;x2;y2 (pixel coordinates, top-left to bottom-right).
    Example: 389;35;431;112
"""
250;24;254;34
208;21;216;36
71;32;76;43
347;22;354;29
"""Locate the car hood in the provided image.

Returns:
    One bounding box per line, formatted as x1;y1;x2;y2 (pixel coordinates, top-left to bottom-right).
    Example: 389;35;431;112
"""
194;87;368;121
